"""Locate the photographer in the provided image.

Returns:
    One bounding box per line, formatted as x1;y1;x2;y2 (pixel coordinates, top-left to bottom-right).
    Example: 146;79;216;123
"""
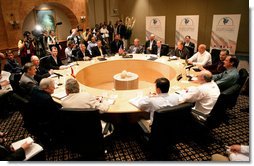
32;29;49;58
67;27;84;49
18;31;35;65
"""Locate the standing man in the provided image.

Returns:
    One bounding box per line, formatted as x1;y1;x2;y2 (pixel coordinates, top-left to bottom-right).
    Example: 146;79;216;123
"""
18;31;35;65
145;34;156;54
183;35;195;56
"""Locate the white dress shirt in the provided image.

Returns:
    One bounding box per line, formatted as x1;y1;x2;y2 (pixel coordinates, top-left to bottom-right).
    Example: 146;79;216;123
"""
61;92;110;113
138;93;180;123
229;145;249;161
178;81;220;116
188;50;212;66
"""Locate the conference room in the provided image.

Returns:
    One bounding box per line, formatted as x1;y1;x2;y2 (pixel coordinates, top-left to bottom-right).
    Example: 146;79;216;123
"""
0;0;250;161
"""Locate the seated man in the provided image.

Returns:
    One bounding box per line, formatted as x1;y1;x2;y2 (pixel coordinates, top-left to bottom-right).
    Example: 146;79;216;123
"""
19;62;38;93
61;78;112;135
151;40;169;57
127;38;143;54
178;70;220;121
45;46;69;70
64;40;76;64
138;77;180;124
91;40;107;57
187;44;212;66
31;55;53;83
76;43;91;61
212;55;239;91
87;37;97;55
4;50;22;74
201;49;228;74
110;34;124;54
29;78;61;141
173;40;190;59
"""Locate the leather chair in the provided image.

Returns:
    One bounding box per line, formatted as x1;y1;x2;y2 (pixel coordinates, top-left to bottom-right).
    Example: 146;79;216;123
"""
39;56;49;70
161;44;170;56
210;48;221;65
138;103;193;160
58;108;105;160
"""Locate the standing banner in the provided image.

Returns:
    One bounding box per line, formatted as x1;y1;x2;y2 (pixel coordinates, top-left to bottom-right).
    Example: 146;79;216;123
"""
175;15;199;52
146;16;166;43
210;14;241;55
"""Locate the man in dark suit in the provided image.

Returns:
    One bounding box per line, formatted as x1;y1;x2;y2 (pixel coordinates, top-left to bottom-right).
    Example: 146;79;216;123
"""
4;50;22;74
76;43;91;60
183;35;195;56
110;34;124;54
91;40;107;57
31;55;53;83
29;78;61;142
174;40;190;59
45;46;68;70
145;34;156;54
151;41;169;56
116;20;126;39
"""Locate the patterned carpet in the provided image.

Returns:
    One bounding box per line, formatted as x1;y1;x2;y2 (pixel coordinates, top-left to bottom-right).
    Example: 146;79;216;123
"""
0;95;249;161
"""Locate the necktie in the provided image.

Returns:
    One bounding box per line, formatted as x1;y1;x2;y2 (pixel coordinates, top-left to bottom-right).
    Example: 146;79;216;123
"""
99;48;103;56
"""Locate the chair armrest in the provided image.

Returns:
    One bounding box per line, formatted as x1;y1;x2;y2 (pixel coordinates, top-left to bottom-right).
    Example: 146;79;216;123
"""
138;119;151;134
102;122;111;135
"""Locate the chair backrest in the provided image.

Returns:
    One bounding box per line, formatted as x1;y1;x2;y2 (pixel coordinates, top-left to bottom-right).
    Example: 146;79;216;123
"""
205;94;228;128
185;46;194;57
161;44;169;55
149;103;193;159
237;68;249;89
58;108;104;159
39;56;49;69
210;49;221;64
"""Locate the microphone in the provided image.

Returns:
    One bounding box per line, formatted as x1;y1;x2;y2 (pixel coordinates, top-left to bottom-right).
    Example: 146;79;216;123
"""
185;64;194;70
56;22;62;26
177;74;183;81
53;72;63;77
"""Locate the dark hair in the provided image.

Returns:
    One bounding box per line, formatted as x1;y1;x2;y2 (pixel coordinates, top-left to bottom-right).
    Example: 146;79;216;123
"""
221;49;229;55
229;56;239;68
23;31;31;37
155;77;170;93
5;50;13;56
185;35;191;39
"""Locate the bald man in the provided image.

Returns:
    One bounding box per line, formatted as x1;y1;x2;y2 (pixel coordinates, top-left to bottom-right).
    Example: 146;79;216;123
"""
31;55;53;83
187;44;212;66
178;70;220;120
127;38;144;54
145;34;156;54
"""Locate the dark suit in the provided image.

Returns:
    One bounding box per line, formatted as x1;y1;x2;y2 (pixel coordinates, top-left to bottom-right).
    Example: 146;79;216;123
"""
45;55;63;70
184;42;195;56
145;40;156;54
204;61;226;74
28;88;61;138
34;66;50;83
110;40;124;54
91;46;107;57
0;145;25;161
117;24;126;39
174;47;190;59
4;59;22;74
76;49;91;60
151;45;169;56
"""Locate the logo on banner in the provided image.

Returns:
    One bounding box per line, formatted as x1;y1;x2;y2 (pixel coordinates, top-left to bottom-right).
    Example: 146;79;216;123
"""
149;18;162;31
216;17;234;32
179;18;194;32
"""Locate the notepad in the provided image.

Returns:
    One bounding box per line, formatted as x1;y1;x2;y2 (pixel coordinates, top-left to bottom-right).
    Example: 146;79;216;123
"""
11;137;43;161
52;91;67;100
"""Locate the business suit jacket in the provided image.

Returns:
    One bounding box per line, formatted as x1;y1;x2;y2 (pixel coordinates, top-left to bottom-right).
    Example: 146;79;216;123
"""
110;40;124;54
34;66;50;83
45;55;63;70
127;45;144;54
184;42;195;56
145;40;156;54
174;47;191;59
29;88;61;134
19;73;38;94
91;46;107;57
76;49;92;60
117;24;126;39
4;59;22;74
183;42;195;49
0;145;25;161
151;45;169;56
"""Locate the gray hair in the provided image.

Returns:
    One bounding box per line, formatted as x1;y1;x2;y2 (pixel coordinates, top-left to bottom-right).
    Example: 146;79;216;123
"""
65;78;80;93
40;78;55;90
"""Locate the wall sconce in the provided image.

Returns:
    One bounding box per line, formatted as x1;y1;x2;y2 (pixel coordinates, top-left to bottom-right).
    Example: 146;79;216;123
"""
80;16;86;23
9;13;19;29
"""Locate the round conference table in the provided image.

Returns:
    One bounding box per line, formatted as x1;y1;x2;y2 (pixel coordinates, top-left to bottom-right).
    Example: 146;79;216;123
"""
52;54;198;115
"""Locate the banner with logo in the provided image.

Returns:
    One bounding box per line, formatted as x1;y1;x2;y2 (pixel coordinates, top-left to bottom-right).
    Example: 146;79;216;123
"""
175;15;199;52
146;16;166;43
210;14;241;55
